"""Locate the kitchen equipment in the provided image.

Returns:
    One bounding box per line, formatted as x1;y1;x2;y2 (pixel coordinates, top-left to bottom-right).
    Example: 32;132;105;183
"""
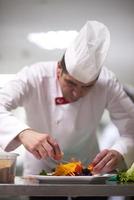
0;152;19;183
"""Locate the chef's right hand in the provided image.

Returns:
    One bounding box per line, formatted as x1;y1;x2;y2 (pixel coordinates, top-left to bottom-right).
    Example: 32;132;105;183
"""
18;129;63;160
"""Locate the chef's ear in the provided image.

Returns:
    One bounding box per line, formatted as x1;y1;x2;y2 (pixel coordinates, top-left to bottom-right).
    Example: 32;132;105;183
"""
57;62;63;77
58;61;62;69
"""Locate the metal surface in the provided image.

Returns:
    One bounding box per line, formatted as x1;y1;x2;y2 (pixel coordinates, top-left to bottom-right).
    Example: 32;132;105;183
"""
0;177;134;197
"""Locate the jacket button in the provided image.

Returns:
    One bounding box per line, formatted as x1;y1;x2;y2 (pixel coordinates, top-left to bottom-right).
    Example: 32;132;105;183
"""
56;119;61;124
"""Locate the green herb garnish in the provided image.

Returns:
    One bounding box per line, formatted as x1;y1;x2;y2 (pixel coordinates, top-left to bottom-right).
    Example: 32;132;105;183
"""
117;163;134;183
39;169;48;176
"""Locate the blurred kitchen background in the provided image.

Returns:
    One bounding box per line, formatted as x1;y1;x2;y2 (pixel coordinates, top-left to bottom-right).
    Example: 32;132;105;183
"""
0;0;134;84
0;0;134;199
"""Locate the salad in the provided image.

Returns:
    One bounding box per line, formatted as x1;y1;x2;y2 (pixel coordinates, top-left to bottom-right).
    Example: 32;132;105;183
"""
40;161;94;176
117;162;134;183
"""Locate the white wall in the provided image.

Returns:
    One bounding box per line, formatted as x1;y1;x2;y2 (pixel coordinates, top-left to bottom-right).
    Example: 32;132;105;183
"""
0;0;134;85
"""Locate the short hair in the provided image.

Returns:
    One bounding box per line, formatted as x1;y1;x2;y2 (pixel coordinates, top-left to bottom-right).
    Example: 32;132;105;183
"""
60;54;68;74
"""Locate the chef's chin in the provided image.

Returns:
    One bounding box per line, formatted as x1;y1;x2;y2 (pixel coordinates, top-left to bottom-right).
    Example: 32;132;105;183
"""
65;96;80;103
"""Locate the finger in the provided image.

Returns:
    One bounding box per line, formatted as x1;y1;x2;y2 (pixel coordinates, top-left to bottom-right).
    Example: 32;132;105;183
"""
101;159;116;173
47;137;62;160
93;150;119;173
28;145;42;159
102;151;121;172
53;145;63;160
94;153;113;172
42;141;55;158
92;149;109;166
37;145;48;159
32;150;42;160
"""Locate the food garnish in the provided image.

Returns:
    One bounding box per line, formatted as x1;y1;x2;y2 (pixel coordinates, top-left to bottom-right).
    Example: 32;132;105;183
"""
53;161;82;176
40;161;94;176
39;169;48;176
88;163;94;172
117;162;134;183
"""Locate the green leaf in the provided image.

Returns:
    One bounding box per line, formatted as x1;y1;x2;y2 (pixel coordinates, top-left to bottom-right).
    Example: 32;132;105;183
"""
117;163;134;183
39;169;48;175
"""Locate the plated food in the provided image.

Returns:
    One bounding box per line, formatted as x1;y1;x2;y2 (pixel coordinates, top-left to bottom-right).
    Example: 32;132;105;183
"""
40;161;94;176
28;160;114;184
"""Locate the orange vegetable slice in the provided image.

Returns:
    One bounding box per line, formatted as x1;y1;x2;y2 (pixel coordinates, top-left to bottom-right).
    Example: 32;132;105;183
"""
88;163;94;172
53;161;82;176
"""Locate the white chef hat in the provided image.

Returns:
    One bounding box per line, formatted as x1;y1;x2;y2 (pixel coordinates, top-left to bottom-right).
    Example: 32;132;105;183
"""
65;20;110;83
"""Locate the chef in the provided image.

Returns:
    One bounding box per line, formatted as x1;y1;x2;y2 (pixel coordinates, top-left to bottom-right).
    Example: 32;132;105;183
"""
0;20;134;197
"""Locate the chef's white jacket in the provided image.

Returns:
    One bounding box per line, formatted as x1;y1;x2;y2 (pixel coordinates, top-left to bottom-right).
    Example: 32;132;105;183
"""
0;62;134;175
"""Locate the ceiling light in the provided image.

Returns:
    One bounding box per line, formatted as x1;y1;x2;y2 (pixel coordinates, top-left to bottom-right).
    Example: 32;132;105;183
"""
27;30;78;50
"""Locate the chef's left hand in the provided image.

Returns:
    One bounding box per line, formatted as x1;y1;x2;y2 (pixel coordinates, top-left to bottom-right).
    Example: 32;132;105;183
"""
92;149;124;174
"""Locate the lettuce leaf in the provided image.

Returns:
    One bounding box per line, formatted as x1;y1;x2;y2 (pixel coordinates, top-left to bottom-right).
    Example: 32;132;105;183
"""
39;169;48;175
117;163;134;183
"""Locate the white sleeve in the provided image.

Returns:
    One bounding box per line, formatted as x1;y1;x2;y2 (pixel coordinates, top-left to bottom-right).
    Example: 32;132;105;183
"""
106;75;134;167
0;66;35;151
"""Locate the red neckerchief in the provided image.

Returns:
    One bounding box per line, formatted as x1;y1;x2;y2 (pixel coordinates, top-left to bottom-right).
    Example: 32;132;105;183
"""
55;97;70;105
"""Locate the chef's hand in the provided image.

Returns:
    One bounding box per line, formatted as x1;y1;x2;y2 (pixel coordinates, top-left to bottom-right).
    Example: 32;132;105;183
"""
92;149;124;174
18;129;63;160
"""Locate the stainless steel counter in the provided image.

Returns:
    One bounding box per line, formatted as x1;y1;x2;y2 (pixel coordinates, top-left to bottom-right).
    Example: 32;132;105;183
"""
0;177;134;197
